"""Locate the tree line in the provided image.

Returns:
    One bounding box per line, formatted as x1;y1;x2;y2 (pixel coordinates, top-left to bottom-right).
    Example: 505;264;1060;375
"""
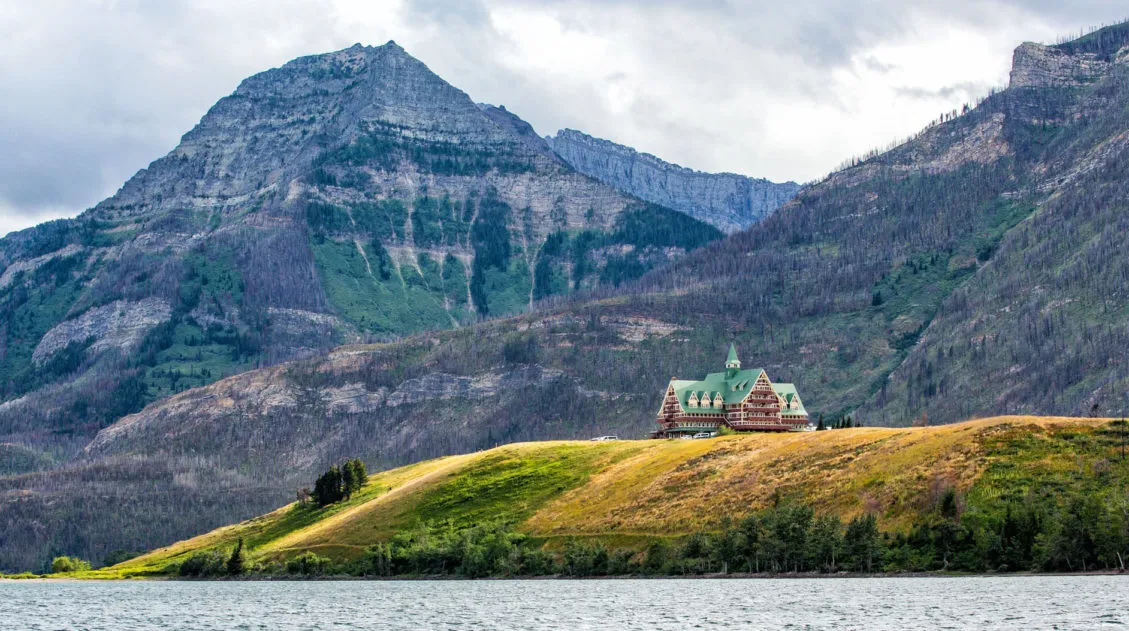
171;488;1129;578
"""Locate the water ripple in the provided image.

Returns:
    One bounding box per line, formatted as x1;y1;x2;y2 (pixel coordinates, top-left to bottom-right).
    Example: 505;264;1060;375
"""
1;576;1126;630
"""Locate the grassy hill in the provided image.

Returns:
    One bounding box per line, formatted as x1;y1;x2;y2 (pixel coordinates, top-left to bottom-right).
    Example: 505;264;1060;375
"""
91;416;1128;577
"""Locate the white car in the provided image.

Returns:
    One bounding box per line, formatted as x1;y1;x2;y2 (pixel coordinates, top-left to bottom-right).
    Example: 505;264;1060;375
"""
692;432;716;439
590;435;619;441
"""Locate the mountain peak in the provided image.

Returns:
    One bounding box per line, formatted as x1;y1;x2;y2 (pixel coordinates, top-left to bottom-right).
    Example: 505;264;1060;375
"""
93;39;505;220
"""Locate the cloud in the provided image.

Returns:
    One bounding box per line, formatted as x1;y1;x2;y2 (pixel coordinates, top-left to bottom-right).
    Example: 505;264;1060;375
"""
0;0;1125;235
895;82;997;102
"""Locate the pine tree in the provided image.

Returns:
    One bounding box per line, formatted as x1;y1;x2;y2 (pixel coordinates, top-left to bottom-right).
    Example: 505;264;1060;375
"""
314;466;344;507
342;461;358;499
328;465;342;502
312;460;367;506
816;414;826;431
1113;419;1128;460
227;538;245;576
313;470;328;506
351;458;368;490
844;514;882;572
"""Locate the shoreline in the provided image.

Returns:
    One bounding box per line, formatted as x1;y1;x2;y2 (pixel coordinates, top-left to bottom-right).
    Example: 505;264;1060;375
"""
8;569;1126;582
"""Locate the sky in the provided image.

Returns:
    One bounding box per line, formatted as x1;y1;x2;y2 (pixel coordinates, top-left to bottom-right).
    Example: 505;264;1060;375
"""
0;1;1126;237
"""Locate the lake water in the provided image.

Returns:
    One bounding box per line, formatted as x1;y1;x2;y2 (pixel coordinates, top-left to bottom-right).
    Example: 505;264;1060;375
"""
2;576;1126;630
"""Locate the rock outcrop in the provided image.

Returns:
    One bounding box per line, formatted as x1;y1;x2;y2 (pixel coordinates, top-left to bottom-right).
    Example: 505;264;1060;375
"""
545;129;800;233
1009;42;1111;89
32;298;172;365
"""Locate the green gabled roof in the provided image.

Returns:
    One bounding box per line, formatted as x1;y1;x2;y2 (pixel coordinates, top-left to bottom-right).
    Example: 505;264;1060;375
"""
670;368;766;413
773;383;798;395
773;383;806;413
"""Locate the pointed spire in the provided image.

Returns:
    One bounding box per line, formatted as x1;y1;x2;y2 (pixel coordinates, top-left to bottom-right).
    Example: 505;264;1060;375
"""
725;343;740;377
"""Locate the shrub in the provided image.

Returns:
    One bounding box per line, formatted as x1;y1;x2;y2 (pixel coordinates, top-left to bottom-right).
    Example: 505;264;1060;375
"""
178;550;227;577
50;556;91;574
287;552;331;576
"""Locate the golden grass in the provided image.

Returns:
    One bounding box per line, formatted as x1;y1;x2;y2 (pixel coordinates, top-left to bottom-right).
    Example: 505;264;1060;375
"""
523;416;1107;536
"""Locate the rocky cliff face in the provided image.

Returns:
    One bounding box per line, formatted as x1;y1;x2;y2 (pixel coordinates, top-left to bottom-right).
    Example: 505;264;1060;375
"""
1009;42;1111;89
544;129;800;234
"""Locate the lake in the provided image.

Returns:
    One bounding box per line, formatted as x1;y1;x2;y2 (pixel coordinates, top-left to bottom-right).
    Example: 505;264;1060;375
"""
2;576;1126;630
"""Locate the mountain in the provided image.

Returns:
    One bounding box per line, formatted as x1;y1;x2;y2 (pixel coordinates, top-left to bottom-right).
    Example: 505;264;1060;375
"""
9;22;1129;572
0;42;721;464
545;129;801;234
96;416;1128;577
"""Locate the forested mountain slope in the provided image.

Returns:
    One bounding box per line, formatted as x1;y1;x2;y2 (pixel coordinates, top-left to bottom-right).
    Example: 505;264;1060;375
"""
0;42;719;463
8;24;1129;572
643;26;1129;425
545;129;801;233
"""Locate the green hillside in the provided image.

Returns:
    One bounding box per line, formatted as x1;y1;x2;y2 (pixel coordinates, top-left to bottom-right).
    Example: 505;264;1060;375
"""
87;416;1129;578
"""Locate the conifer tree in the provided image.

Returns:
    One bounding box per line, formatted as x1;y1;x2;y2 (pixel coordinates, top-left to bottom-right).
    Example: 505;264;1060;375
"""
342;461;358;499
312;459;368;506
844;514;881;572
227;538;245;576
328;465;342;500
314;466;343;506
351;458;368;491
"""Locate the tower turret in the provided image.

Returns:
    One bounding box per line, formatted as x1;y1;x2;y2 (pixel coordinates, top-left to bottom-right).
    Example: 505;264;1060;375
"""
725;343;740;378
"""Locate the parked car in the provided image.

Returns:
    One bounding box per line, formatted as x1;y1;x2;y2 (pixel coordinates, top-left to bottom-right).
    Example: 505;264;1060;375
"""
590;435;619;441
692;432;716;439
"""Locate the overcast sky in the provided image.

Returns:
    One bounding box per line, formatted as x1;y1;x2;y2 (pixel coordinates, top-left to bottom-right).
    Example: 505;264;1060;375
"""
1;1;1126;236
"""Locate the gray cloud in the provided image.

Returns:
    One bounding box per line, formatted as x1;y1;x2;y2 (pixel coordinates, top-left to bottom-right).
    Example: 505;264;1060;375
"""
0;0;1125;235
895;81;996;101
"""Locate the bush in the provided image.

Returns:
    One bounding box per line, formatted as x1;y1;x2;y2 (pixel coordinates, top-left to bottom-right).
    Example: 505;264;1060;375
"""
287;552;332;576
50;556;91;574
178;550;227;577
